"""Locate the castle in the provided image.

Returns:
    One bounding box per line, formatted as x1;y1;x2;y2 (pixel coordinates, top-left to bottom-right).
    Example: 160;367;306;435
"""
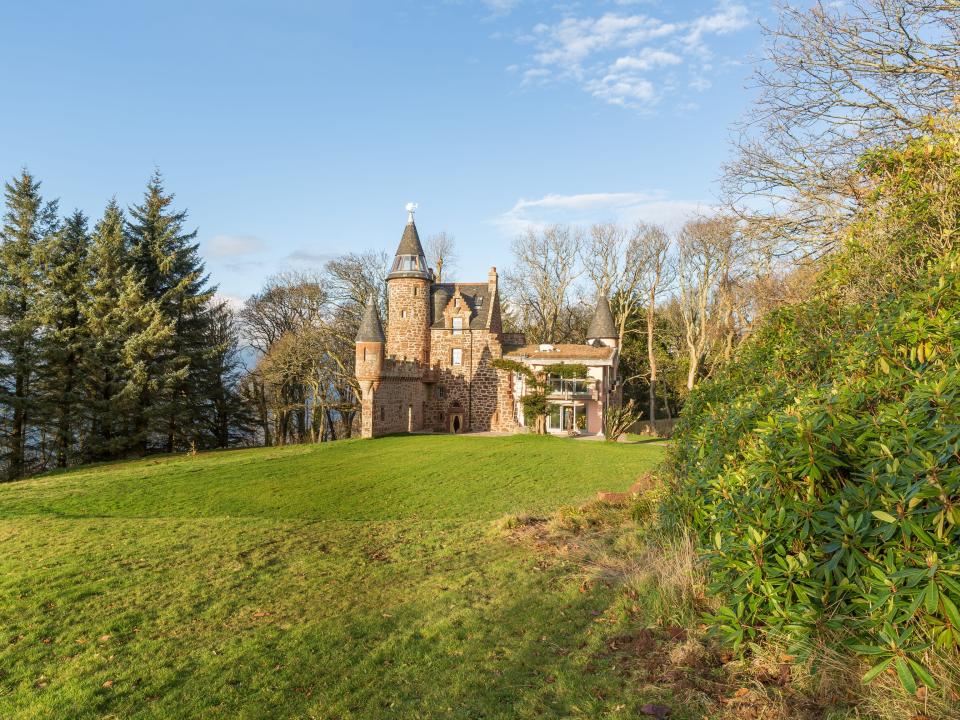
355;207;621;438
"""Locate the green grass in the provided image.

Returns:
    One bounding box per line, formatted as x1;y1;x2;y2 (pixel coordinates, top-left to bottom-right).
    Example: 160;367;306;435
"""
0;434;666;719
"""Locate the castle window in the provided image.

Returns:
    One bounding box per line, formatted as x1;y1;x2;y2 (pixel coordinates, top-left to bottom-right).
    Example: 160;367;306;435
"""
363;347;368;361
435;385;445;399
413;286;418;296
452;317;463;335
401;309;407;319
476;297;483;306
379;406;385;422
454;298;460;308
452;348;463;366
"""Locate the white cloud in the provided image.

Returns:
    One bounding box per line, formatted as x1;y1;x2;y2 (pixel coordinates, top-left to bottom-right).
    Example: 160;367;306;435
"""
495;191;714;236
684;0;749;49
207;234;264;258
513;1;751;110
689;75;712;91
481;0;520;16
521;67;551;85
612;49;682;72
213;292;246;312
286;249;336;265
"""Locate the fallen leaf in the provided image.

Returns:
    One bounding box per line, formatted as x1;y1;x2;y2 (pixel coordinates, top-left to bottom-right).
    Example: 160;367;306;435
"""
734;687;750;698
98;634;111;642
102;680;114;688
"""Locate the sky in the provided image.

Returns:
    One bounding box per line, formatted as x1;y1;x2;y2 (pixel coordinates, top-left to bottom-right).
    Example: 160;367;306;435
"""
0;0;771;305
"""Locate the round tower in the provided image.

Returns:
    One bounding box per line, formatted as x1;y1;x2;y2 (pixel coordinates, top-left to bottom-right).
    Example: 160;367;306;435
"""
586;292;618;348
385;203;432;365
355;294;385;391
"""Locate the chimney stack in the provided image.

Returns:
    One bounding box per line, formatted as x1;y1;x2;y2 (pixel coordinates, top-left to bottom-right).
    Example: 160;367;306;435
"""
488;266;498;294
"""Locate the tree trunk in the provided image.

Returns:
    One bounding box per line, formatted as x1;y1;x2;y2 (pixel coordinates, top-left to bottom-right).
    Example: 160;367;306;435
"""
687;347;699;391
10;370;26;481
646;299;657;423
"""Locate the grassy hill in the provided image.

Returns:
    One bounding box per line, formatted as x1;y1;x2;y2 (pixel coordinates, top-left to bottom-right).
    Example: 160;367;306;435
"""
0;434;665;719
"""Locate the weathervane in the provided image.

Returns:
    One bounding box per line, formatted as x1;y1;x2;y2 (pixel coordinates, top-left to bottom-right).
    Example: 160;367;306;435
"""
405;202;418;223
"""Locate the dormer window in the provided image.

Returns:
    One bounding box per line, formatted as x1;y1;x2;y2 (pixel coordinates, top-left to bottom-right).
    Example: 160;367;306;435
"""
452;317;463;335
476;297;483;307
454;298;460;308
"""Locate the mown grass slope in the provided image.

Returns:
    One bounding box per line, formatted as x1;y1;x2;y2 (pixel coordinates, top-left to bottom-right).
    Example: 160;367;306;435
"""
0;434;665;719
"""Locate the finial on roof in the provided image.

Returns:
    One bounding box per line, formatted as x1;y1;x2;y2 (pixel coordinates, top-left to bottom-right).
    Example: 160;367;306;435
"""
405;202;418;224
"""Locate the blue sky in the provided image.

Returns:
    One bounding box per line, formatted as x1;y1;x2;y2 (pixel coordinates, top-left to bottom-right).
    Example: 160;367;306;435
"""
1;0;769;303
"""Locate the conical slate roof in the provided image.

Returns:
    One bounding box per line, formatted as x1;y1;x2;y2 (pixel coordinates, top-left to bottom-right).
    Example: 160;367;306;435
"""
396;219;425;257
355;295;385;343
587;293;617;340
387;216;431;281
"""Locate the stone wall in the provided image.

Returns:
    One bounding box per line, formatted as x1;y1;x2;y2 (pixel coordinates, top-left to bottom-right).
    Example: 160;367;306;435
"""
364;359;427;436
424;327;517;433
386;278;431;365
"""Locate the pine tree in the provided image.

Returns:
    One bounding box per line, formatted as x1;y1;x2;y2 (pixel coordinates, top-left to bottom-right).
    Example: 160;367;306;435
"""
0;171;58;479
125;172;215;452
198;301;254;448
82;200;171;459
35;209;91;467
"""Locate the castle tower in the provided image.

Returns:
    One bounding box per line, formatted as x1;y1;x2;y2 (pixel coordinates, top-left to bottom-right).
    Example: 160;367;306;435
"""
356;294;385;386
355;295;385;438
587;293;618;348
385;204;432;365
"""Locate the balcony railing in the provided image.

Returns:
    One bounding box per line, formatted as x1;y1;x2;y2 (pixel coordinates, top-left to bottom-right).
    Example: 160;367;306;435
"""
546;378;595;399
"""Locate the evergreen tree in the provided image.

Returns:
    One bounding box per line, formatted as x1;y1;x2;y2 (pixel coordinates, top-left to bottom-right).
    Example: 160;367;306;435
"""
35;210;91;467
198;301;254;448
82;200;170;459
125;172;215;452
0;171;58;480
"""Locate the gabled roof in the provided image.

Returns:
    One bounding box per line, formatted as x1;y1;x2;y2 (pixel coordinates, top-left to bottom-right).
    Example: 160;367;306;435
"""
355;295;385;343
587;294;617;340
430;283;493;330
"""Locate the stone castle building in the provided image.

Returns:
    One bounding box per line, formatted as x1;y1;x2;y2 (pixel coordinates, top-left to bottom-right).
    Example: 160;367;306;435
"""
355;207;621;438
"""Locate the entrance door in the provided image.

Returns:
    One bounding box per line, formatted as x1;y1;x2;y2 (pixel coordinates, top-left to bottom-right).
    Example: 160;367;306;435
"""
547;404;562;432
562;406;574;431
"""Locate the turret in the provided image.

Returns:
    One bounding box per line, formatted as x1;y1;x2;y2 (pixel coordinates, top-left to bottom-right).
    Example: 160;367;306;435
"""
385;203;432;364
587;293;618;348
355;294;385;391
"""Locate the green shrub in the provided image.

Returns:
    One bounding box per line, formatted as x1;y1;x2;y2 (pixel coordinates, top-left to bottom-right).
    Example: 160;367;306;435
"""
668;120;960;692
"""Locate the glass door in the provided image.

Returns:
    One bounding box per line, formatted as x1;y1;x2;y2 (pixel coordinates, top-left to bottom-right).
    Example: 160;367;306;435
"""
548;404;562;432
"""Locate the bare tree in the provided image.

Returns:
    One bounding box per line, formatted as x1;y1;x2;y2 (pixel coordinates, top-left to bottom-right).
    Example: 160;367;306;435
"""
725;0;960;256
503;225;583;343
325;250;388;320
240;271;330;355
580;222;650;344
425;231;457;283
636;224;673;422
676;217;739;391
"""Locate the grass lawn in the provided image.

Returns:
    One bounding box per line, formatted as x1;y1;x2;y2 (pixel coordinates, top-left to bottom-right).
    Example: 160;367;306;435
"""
0;434;666;719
